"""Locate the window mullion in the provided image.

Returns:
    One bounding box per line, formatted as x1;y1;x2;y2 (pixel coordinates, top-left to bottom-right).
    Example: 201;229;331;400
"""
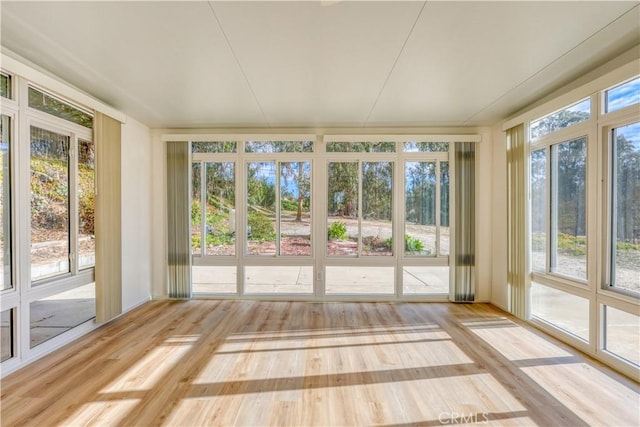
275;161;281;256
69;134;78;275
200;161;206;257
548;146;556;274
357;161;363;257
435;160;441;257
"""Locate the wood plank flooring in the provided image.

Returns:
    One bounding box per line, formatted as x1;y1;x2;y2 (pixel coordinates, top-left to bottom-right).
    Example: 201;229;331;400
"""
1;300;638;426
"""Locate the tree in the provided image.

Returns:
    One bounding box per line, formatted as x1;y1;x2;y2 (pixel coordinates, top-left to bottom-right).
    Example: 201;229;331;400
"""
280;161;310;222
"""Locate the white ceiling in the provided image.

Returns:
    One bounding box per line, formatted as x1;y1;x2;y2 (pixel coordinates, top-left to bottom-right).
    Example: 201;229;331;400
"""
1;1;639;129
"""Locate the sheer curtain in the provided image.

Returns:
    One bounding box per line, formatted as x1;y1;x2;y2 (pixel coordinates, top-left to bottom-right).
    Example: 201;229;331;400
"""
95;112;122;322
453;142;475;302
506;124;525;317
166;141;191;298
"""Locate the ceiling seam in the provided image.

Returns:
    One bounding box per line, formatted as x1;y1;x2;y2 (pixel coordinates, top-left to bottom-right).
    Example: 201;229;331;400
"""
459;3;640;126
362;0;428;127
206;1;272;128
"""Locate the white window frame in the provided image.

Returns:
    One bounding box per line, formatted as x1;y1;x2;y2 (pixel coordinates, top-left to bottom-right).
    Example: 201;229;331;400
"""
514;58;640;378
183;133;479;301
0;73;97;373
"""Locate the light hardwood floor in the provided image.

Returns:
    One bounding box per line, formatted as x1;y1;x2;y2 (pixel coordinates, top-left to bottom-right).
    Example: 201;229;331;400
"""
1;300;638;426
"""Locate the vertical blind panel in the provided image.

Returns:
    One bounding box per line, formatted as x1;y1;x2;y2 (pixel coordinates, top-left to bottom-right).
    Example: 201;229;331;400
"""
453;142;476;302
167;141;191;298
506;124;526;318
95;112;122;322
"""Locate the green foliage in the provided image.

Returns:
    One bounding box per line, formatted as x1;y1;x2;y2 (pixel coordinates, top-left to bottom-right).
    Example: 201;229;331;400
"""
404;235;425;253
30;158;70;230
248;211;275;241
206;229;233;246
191;234;201;249
328;221;347;240
280;198;298;212
556;233;586;256
191;199;201;225
617;241;640;252
382;235;427;254
78;190;94;234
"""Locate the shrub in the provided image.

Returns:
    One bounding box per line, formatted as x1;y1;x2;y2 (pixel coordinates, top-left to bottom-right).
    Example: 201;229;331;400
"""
248;211;276;241
280;198;298;212
328;221;347;240
404;235;425;253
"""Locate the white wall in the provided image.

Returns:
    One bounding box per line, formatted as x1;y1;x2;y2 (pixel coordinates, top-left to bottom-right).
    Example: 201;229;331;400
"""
121;117;153;310
150;131;168;299
490;125;508;311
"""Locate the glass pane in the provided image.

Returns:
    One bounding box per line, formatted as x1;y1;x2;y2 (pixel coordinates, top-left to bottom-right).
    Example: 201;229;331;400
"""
327;162;358;256
30;282;95;348
78;140;95;269
325;266;394;294
326;141;395;153
0;73;10;99
606;77;640;113
405;161;436;256
362;162;393;256
245;141;313;153
245;266;313;294
280;162;311;256
531;282;589;341
611;122;640;294
205;162;236;256
30;126;70;282
605;306;640;366
530;149;547;272
191;141;237;153
403;142;449;152
247;162;276;255
1;308;13;362
1;115;11;290
403;266;449;294
191;162;202;255
28;87;93;129
530;99;590;139
440;161;450;256
192;266;236;294
551;137;587;280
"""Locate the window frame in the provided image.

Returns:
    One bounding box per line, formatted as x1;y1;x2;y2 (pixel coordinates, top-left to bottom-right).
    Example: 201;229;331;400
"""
518;64;640;378
185;134;477;300
26;113;94;287
529;118;594;288
600;112;640;299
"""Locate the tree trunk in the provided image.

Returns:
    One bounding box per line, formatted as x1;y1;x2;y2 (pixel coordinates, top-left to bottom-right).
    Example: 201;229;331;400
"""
296;196;302;222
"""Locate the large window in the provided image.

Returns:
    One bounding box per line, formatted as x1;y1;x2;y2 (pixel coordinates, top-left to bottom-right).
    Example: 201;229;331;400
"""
191;139;314;296
2;70;98;370
246;160;312;256
326;161;393;257
191;161;236;257
30;126;71;281
404;160;449;257
529;133;588;282
608;122;639;294
525;72;640;377
550;137;587;280
189;137;460;298
1;115;11;291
